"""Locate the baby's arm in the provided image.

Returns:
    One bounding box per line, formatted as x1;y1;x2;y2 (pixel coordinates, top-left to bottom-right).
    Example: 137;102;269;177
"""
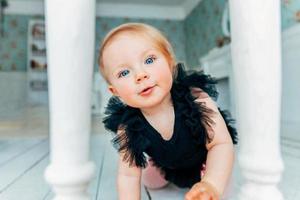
116;130;142;200
186;89;235;199
201;96;234;195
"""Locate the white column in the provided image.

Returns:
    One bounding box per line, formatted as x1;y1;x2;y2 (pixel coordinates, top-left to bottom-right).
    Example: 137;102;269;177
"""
44;0;96;200
228;1;284;200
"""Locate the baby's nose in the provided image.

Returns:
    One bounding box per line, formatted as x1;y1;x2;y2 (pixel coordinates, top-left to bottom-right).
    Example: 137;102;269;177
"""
136;72;149;83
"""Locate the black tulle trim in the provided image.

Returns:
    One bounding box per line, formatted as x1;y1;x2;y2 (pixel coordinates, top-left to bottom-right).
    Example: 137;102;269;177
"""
173;63;238;145
174;63;219;100
102;97;150;167
172;63;218;144
219;109;238;144
102;63;238;169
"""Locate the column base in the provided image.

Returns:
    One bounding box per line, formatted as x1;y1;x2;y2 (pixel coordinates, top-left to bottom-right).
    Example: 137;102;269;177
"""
45;161;95;200
52;194;90;200
238;183;284;200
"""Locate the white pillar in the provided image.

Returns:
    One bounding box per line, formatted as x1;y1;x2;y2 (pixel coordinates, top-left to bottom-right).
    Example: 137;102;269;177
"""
228;1;284;200
44;0;96;200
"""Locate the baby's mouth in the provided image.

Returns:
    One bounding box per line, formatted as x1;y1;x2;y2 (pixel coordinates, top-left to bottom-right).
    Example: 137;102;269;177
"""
142;87;152;92
139;85;156;95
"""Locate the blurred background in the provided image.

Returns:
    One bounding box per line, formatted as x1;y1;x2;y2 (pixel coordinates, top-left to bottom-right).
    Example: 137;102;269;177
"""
0;0;299;199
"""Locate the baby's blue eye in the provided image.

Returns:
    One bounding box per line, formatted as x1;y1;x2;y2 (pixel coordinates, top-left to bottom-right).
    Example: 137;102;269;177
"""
118;70;129;78
145;56;155;65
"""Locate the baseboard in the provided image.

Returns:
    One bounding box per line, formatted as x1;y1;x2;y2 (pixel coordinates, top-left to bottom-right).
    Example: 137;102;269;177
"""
281;120;300;140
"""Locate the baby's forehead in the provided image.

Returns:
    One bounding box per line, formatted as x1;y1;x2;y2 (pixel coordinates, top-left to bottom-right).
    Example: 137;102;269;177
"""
109;33;148;46
104;35;161;56
102;31;166;64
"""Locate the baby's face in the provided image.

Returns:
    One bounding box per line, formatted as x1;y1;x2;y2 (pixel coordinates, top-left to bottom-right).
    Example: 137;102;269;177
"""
102;33;173;109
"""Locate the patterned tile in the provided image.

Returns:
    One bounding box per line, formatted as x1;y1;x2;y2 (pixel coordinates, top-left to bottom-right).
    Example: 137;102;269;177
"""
0;2;299;72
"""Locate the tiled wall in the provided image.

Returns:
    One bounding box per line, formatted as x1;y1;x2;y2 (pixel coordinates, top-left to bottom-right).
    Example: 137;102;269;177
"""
0;16;185;72
282;0;300;30
184;0;300;67
1;1;299;72
184;0;227;67
0;15;33;71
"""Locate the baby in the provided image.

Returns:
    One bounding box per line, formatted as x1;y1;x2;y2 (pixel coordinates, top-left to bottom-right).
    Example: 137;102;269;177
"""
98;22;238;200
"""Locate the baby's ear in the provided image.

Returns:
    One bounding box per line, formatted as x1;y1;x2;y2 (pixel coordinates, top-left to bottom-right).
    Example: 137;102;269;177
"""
108;85;119;96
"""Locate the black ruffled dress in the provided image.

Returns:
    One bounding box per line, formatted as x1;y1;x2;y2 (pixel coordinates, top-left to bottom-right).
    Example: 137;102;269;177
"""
102;63;238;188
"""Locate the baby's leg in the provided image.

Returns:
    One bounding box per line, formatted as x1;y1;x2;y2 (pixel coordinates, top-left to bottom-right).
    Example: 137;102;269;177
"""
142;158;169;189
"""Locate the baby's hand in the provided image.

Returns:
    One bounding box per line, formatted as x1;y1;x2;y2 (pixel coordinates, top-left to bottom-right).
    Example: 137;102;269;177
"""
184;181;220;200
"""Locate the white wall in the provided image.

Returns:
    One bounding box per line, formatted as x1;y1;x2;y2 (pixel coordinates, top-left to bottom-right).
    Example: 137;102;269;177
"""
200;23;300;139
0;72;106;117
281;24;300;137
215;77;231;111
0;72;27;117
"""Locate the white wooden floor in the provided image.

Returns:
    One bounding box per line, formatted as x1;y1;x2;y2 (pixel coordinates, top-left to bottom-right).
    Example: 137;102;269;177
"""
0;105;299;200
0;134;190;200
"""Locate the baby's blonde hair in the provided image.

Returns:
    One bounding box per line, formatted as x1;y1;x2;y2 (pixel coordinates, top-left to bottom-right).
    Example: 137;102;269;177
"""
98;23;177;82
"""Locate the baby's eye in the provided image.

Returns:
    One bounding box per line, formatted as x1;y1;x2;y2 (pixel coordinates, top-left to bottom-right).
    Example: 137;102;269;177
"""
145;56;156;65
118;69;130;78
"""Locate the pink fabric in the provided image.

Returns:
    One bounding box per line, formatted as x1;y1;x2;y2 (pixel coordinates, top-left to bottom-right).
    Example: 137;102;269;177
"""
200;163;206;178
142;160;233;199
142;161;207;189
141;159;169;189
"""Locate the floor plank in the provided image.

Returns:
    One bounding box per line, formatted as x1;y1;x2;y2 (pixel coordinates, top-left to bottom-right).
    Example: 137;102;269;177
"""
147;184;188;200
0;138;46;166
89;134;109;200
0;129;299;199
0;155;50;200
90;133;149;200
0;139;48;194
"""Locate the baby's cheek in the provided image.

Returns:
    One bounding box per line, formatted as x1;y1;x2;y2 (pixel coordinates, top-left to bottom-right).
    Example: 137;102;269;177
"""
116;86;136;101
161;69;173;83
118;88;131;97
161;75;173;91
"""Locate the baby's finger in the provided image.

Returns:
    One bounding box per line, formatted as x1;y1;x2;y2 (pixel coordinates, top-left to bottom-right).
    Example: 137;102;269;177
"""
185;188;202;200
185;190;212;200
199;191;217;200
184;190;197;200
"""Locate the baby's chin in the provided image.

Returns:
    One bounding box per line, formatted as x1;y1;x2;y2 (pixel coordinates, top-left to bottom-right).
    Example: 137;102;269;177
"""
126;99;162;109
122;95;156;108
133;97;172;111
